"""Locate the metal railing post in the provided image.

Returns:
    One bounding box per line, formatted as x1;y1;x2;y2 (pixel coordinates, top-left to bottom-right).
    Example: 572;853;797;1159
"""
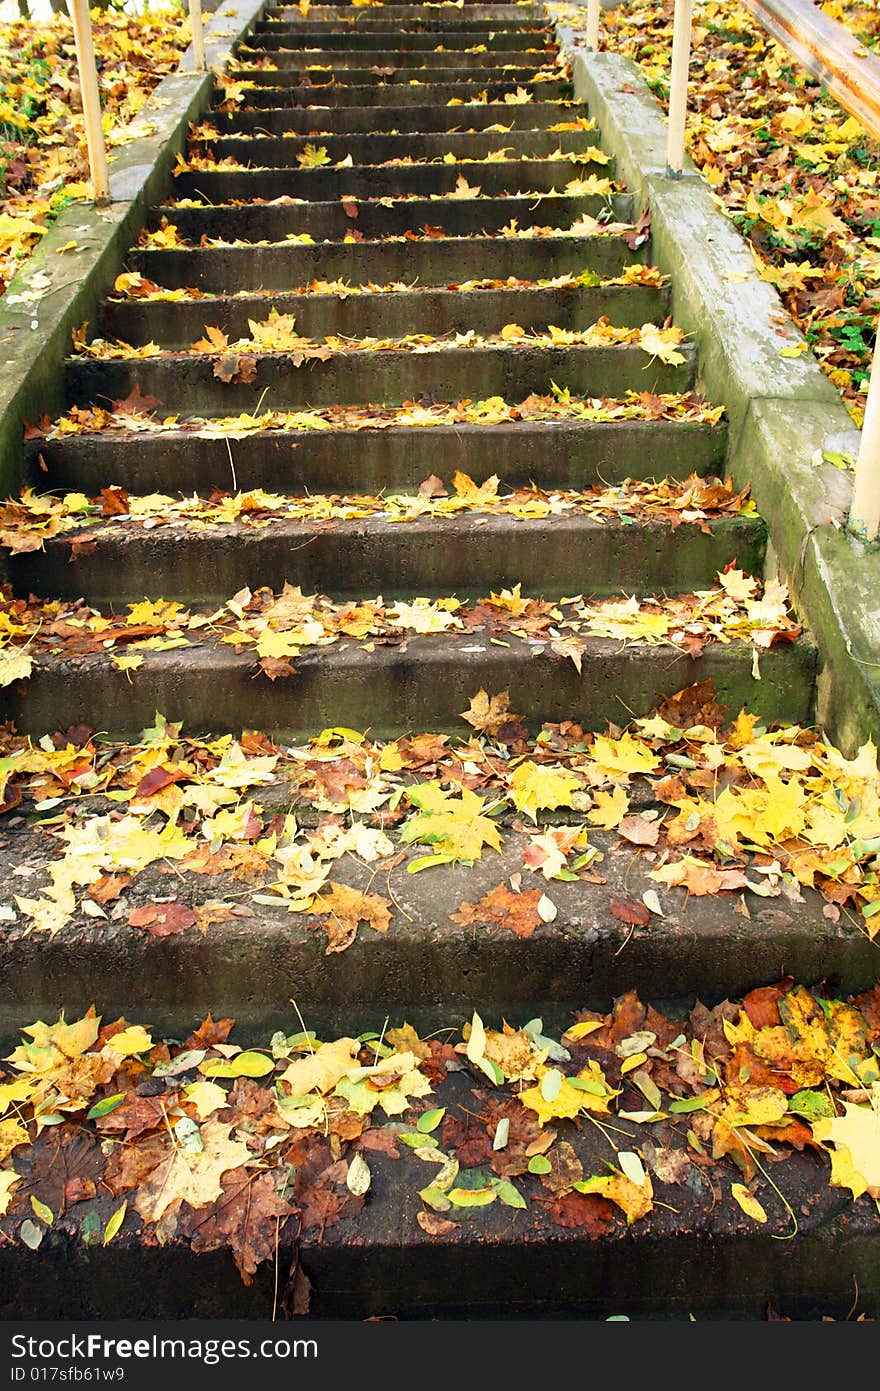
848;347;880;541
666;0;693;177
189;0;206;73
67;0;110;205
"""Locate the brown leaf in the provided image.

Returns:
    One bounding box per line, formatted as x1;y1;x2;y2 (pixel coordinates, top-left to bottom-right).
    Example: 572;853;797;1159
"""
417;1210;459;1237
128;901;198;937
618;814;660;847
259;655;295;680
742;979;793;1030
182;1169;294;1284
359;1128;401;1159
310;882;392;954
546;1191;615;1233
459;688;523;736
100;486;129;517
111;385;160;416
610;895;650;927
418;474;448;498
213;352;258;384
88;874;130;905
341;198;359;219
451;883;543;938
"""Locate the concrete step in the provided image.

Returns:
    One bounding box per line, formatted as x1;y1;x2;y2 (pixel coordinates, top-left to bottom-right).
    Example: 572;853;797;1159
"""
251;28;554;49
227;64;565;85
257;15;551;32
1;990;875;1318
101;283;667;350
0;625;816;741
149;191;631;244
171;155;610;202
206;100;580;134
0;822;861;1041
235;46;555;68
33;417;727;496
130;235;638;294
230;80;571;105
186;129;598;166
66;341;697;414
266;1;550;12
8;510;763;605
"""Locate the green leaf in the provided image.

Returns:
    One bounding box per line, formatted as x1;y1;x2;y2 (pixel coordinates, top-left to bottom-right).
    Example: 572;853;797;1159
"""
569;1076;606;1095
527;1154;552;1174
669;1094;713;1114
103;1201;127;1246
399;1132;439;1149
30;1196;53;1226
447;1186;496;1208
418;1185;452;1212
407;853;456;874
788;1088;835;1121
417;1107;446;1134
199;1050;275;1079
86;1092;126;1121
494;1180;527;1209
20;1219;42;1250
80;1210;101;1246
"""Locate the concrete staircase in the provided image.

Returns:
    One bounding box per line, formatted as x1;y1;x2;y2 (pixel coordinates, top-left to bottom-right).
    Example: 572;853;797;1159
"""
0;1;874;1322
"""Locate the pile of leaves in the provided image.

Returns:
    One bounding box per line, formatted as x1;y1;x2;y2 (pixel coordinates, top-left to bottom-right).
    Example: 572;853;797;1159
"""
551;0;880;425
0;472;753;551
69;308;689;367
1;978;879;1291
0;567;799;690
6;679;880;944
0;5;189;296
27;385;721;441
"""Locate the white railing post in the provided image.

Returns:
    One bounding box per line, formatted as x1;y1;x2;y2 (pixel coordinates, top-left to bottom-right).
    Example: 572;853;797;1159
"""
67;0;110;205
189;0;206;72
585;0;600;50
666;0;693;176
848;347;880;541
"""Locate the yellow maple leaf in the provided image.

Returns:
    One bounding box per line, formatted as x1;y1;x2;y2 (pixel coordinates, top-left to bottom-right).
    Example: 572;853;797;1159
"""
0;1169;21;1216
508;761;582;822
587;784;630;829
814;1101;880;1200
574;1166;654;1222
297;143;331;169
403;783;502;866
590;732;660;779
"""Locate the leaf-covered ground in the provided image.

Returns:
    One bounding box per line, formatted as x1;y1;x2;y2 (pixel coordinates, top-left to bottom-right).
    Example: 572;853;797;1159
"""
1;976;879;1296
0;4;188;296
551;0;880;428
0;680;877;942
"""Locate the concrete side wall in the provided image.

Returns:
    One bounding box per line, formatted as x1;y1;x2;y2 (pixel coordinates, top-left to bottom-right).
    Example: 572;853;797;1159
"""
0;0;269;497
559;36;880;752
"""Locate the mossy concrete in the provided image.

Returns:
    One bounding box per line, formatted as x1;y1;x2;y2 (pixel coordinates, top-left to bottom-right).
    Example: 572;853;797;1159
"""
0;0;270;500
556;37;880;752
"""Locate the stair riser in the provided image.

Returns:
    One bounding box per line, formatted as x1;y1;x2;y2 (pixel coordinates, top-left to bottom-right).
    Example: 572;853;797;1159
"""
227;64;564;83
251;29;555;48
1;638;816;742
131;237;638;294
207;101;579;133
32;421;727;496
230;80;571;105
10;514;761;605
101;285;667;351
1;833;868;1053
257;18;551;34
187;130;595;164
171;157;603;200
151;192;629;243
66;344;696;414
235;48;556;67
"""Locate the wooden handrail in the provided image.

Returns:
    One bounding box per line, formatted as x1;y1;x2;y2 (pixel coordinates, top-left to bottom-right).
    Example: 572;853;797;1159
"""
744;0;880;142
